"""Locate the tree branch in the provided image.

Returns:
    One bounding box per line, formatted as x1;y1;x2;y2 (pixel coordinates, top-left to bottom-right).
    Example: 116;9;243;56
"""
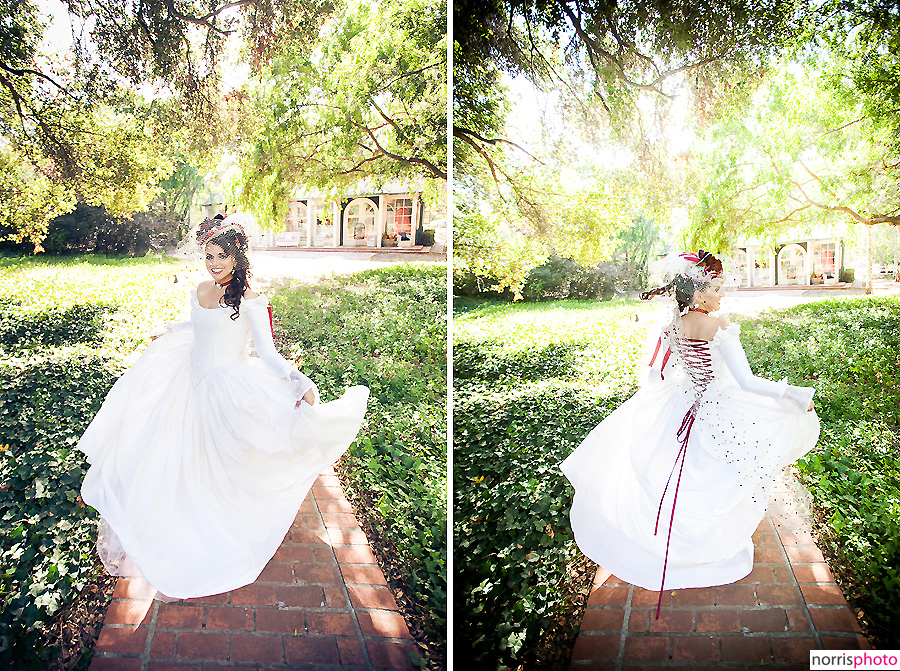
453;126;541;162
163;0;252;34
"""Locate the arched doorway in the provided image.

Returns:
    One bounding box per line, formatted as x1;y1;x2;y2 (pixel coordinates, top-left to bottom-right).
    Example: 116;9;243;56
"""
344;198;377;247
732;249;750;287
778;244;807;286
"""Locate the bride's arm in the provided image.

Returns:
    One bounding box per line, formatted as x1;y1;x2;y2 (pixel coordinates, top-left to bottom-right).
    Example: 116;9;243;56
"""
244;298;319;405
718;335;814;412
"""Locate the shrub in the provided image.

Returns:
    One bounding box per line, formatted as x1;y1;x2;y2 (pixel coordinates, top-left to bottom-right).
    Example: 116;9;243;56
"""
41;203;178;256
521;256;631;301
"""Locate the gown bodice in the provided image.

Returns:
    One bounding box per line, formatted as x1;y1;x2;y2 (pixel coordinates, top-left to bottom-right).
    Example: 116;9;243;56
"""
190;301;254;383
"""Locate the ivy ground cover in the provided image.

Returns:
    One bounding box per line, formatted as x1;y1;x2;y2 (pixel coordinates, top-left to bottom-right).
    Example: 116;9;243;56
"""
0;256;447;669
453;297;657;669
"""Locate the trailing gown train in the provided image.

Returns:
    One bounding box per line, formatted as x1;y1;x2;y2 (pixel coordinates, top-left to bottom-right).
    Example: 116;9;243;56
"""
560;322;819;593
78;288;369;599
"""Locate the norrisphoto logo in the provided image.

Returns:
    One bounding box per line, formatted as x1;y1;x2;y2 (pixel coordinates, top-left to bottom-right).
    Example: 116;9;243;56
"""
811;652;900;670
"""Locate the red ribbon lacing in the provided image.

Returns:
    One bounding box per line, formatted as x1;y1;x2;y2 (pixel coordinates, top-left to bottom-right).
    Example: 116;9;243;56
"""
653;338;714;619
648;336;672;380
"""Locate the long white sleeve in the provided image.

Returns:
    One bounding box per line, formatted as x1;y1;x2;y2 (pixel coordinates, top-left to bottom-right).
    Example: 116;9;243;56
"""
718;334;814;412
243;297;318;402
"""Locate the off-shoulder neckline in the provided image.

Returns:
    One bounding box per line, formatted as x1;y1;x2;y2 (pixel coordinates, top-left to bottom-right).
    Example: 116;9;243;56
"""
190;286;268;311
682;322;740;344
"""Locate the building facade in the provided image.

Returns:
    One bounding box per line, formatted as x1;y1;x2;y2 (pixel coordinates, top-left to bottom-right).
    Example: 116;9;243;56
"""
731;236;845;287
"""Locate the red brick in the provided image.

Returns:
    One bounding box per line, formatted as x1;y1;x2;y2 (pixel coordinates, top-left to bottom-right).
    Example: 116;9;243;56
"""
311;485;344;499
324;585;349;608
672;587;715;606
357;610;413;639
347;584;397;610
735;565;775;585
715;584;758;606
273;545;316;563
292;513;325;531
276;585;326;608
337;637;367;665
205;606;253;630
632;588;672;608
317;498;354;514
367;640;416;670
755;516;775;533
314;474;341;487
756;584;801;606
112;578;158;600
175;632;227;659
89;658;142;671
587;584;629;606
772;636;817;662
326;527;369;546
754;547;785;563
156;604;203;629
808;607;862;633
571;634;620;661
696;610;741;633
672;636;720;662
339;563;387;586
623;636;669;662
648;610;693;633
785;544;825;563
580;609;625;632
149;630;176;657
628;610;650;633
821;635;871;650
720;636;771;663
230;633;284;663
772;565;795;584
741;609;788;632
183;592;228;604
284;636;339;664
102;599;154;627
752;531;779;548
786;608;811;632
295;563;343;585
333;544;378;564
146;663;201;671
322;513;359;528
307;611;355;635
230;583;276;606
792;563;834;584
257;562;295;583
297;497;317;513
800;583;848;605
290;528;327;544
95;626;149;654
255;608;304;633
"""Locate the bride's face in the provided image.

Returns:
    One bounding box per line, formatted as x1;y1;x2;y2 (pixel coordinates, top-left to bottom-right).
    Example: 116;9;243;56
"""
694;280;724;312
205;243;236;284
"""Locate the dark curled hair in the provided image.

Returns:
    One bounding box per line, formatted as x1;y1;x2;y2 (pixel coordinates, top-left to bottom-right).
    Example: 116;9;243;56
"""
640;251;723;311
197;221;251;321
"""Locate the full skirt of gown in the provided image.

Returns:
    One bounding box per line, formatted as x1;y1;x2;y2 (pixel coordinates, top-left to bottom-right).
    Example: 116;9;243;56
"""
78;305;369;600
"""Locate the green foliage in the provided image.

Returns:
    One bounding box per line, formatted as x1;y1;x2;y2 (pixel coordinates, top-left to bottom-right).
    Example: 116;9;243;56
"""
241;0;447;228
269;264;447;649
0;340;120;667
454;298;652;668
521;255;630;302
741;296;900;646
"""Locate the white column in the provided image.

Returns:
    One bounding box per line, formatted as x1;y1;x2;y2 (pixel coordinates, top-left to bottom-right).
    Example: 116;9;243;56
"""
411;192;420;244
332;202;340;247
747;248;754;287
805;244;811;285
306;200;313;248
770;251;776;286
375;197;384;248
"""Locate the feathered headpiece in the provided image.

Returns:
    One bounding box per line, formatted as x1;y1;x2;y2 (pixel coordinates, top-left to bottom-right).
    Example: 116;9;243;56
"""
196;216;247;248
660;250;723;284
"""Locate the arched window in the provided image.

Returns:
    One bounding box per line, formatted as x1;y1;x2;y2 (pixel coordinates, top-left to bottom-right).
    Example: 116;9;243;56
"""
777;244;807;286
344;198;377;246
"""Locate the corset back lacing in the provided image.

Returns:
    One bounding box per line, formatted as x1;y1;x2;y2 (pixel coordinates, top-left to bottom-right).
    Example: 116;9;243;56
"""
653;332;715;619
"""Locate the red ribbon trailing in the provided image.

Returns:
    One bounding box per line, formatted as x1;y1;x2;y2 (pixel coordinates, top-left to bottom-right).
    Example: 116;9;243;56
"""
653;338;714;619
649;336;672;380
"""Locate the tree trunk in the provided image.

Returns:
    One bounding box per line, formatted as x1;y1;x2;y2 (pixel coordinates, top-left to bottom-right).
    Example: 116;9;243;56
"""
866;223;873;295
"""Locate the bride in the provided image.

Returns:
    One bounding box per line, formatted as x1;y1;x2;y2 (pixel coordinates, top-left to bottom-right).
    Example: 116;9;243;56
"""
77;216;369;600
561;251;819;617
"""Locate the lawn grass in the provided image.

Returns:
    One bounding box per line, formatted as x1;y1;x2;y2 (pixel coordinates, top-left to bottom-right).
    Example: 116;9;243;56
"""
454;293;896;668
0;255;447;670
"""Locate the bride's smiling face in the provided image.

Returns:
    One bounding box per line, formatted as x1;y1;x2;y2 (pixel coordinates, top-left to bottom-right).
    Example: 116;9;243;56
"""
205;243;236;283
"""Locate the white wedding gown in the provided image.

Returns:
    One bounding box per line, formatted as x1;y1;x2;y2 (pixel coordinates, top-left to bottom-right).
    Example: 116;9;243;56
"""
560;323;819;596
78;288;369;599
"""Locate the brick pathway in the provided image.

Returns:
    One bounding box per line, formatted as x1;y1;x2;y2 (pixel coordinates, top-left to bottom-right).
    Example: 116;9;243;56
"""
88;468;418;670
569;472;870;670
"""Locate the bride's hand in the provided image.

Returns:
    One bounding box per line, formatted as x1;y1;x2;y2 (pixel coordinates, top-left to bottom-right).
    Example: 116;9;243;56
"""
808;400;815;412
295;388;316;408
